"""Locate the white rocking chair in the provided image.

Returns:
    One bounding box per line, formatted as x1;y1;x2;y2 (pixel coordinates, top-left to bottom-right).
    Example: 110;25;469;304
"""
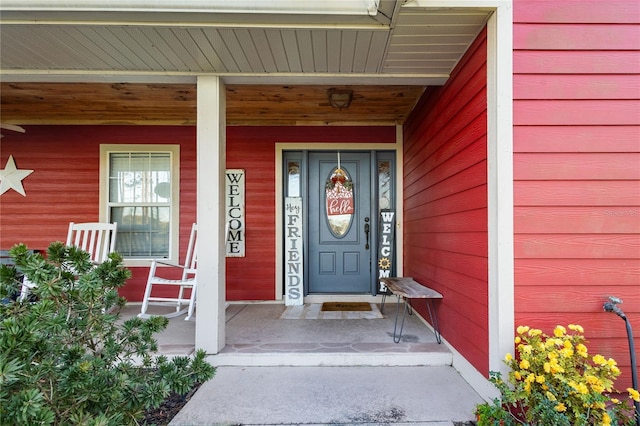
66;222;118;264
20;221;118;301
138;223;197;321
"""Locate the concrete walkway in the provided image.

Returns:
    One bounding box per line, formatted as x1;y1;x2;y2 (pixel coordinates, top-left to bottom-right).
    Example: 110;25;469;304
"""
170;365;483;425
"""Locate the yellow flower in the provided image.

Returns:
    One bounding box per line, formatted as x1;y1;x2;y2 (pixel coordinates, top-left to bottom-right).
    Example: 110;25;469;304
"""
576;343;588;357
602;412;611;426
550;363;564;374
555;403;566;412
514;336;521;344
517;325;529;334
593;354;607;365
547;338;562;348
628;387;640;402
526;374;535;383
606;358;617;367
568;324;584;333
561;347;574;358
575;383;588;394
519;359;530;370
543;362;551;373
521;345;532;355
553;325;566;337
546;391;556;401
514;371;522;380
535;375;545;384
528;328;542;337
611;398;620;404
505;353;513;362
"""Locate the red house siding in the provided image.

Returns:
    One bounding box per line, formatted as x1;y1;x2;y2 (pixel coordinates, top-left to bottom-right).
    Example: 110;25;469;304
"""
403;28;488;374
0;126;198;302
0;125;395;302
513;1;640;388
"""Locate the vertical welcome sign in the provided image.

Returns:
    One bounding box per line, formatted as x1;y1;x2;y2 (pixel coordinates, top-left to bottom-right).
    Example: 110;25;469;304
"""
377;209;395;293
285;197;303;305
225;169;245;257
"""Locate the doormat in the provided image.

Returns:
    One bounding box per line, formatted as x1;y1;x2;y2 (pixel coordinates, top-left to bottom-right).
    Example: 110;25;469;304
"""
321;302;372;312
280;303;383;320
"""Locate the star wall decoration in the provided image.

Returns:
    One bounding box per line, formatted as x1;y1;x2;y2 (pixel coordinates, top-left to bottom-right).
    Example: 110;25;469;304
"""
0;155;34;196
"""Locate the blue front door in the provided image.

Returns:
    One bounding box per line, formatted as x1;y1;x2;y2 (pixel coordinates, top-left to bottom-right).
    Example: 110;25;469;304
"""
308;152;373;294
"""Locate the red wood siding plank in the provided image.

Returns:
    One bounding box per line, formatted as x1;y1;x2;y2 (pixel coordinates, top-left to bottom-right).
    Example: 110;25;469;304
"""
513;51;640;74
405;209;487;234
515;206;640;234
405;161;487;207
514;181;640;206
514;100;640;125
416;265;488;306
515;286;640;314
514;74;640;100
403;231;487;257
405;112;486;188
514;1;640;24
514;23;640;50
515;258;640;287
405;137;487;194
404;246;488;286
514;126;640;153
514;153;640;180
403;185;487;222
515;234;640;259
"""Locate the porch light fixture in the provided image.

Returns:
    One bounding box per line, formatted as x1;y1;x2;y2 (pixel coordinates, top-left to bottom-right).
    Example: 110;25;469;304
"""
327;89;353;110
1;0;380;15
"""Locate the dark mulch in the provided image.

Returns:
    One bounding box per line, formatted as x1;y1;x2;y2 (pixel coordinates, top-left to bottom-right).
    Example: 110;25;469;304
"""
142;383;202;426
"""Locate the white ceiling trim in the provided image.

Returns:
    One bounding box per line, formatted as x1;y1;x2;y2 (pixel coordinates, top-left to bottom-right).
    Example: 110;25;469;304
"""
1;0;381;15
0;71;449;86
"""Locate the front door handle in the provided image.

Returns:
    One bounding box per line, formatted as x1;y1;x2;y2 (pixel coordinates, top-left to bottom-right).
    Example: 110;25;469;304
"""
364;217;370;250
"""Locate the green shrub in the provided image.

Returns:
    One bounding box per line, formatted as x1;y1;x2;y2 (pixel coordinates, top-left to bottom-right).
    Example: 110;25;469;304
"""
475;324;639;426
0;243;215;425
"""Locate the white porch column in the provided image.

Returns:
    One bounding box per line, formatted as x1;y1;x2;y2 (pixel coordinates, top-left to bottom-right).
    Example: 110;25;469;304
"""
196;76;226;353
487;3;514;376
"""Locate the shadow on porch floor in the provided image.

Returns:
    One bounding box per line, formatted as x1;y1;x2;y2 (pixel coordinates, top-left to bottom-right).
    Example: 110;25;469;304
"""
120;302;451;367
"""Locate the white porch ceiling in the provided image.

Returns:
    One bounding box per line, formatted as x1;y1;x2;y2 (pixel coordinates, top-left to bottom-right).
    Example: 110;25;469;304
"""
0;1;491;85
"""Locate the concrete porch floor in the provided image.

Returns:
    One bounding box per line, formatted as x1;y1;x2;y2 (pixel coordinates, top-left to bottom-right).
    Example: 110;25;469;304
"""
120;301;451;367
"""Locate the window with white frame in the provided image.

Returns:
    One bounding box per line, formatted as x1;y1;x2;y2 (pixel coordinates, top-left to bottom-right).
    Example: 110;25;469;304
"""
100;145;180;261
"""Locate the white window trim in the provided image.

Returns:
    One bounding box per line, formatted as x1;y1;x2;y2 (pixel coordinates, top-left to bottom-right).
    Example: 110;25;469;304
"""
99;144;181;267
